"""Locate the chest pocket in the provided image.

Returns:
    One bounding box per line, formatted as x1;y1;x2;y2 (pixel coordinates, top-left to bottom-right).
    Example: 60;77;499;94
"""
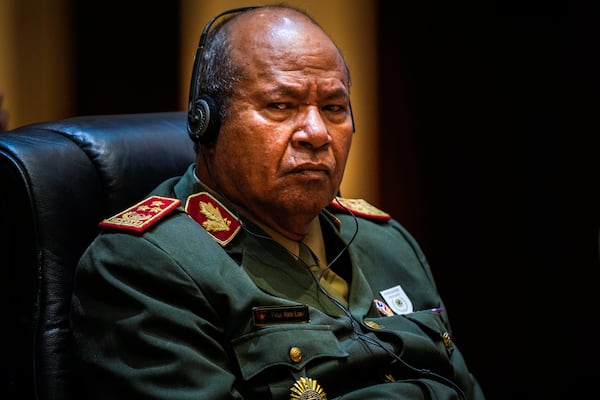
402;310;455;357
365;309;455;369
231;324;348;381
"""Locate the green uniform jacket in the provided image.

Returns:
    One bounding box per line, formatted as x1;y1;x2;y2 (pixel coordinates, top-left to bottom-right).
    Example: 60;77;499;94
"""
71;164;485;400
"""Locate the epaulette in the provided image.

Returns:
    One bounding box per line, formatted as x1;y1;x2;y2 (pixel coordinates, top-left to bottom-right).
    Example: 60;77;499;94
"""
328;196;391;222
185;191;241;246
99;195;181;233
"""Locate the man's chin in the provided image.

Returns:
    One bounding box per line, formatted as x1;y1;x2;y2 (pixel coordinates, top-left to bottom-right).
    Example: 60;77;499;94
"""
271;182;337;213
287;196;330;216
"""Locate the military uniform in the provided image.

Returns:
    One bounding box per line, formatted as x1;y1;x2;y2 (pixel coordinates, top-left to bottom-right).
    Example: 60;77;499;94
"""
71;164;485;399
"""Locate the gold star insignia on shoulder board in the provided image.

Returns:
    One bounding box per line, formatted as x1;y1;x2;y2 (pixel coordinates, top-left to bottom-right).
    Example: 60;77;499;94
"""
99;195;181;233
328;196;391;222
185;192;241;246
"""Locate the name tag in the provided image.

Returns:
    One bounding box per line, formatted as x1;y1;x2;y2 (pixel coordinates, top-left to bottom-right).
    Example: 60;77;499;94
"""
253;304;310;326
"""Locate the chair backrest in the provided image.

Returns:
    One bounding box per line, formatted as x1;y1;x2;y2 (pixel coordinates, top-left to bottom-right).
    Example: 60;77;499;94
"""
0;112;195;400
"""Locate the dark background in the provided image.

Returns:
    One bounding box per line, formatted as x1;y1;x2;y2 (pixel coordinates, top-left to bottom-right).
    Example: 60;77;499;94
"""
377;5;597;399
71;3;594;399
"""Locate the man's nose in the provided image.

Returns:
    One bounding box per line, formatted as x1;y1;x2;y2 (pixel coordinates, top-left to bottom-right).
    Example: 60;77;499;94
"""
292;107;330;150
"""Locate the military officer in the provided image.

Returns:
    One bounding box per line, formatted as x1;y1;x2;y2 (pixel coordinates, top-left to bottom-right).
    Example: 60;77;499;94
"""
70;5;486;399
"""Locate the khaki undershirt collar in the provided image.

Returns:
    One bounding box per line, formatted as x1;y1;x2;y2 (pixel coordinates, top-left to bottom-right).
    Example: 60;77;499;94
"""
193;165;326;262
192;168;348;304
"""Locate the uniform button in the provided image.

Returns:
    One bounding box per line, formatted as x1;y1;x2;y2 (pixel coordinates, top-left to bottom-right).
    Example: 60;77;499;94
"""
442;331;452;347
363;320;383;330
289;347;303;363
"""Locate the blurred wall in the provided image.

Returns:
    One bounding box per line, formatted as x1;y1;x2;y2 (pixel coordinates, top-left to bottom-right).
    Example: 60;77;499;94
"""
0;0;73;129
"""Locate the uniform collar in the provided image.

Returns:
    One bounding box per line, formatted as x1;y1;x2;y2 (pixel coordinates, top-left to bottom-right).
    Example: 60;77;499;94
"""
248;216;326;267
191;164;329;253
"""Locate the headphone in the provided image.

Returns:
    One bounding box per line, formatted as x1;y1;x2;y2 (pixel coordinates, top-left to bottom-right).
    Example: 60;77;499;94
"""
187;6;259;145
187;6;355;145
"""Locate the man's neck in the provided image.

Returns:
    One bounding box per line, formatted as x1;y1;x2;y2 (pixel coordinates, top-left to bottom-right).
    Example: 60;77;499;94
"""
193;167;317;242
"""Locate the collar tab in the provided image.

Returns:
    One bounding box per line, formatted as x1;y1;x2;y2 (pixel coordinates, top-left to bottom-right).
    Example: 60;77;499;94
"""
185;191;241;246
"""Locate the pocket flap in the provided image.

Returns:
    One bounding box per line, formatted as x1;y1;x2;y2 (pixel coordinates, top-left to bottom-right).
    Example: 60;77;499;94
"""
231;324;348;380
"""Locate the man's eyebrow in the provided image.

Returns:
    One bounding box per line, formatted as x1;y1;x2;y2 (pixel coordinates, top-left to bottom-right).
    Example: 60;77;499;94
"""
261;86;305;98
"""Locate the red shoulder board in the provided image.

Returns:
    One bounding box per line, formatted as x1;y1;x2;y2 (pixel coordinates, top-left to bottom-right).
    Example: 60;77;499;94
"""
185;192;241;246
99;195;181;233
328;196;392;221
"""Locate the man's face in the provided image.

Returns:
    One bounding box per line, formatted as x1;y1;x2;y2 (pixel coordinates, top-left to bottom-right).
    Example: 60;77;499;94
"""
206;11;354;239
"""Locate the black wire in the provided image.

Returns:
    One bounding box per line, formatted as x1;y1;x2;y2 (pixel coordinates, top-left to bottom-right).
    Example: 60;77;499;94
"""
196;160;466;398
234;198;466;399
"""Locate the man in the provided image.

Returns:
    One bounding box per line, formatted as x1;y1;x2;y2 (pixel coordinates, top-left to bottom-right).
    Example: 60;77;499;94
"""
71;5;486;399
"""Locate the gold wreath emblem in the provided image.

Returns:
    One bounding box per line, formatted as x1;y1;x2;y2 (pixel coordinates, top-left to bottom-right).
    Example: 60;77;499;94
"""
199;200;232;232
290;377;327;400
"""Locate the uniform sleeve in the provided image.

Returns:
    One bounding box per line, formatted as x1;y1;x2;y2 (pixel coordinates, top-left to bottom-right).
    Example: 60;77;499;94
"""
390;221;487;400
338;215;487;400
328;377;483;400
70;232;244;399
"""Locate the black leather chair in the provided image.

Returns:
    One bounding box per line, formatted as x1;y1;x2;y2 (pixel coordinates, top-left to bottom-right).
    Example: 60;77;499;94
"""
0;112;195;400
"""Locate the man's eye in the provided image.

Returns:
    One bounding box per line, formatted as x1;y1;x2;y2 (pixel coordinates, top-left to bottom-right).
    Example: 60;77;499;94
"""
269;103;288;110
324;105;344;113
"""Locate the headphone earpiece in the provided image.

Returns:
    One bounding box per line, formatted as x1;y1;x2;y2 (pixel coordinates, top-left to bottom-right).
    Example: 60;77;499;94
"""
188;95;221;144
187;6;260;146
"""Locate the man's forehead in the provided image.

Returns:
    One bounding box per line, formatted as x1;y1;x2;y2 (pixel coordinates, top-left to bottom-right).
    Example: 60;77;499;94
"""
228;8;324;46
